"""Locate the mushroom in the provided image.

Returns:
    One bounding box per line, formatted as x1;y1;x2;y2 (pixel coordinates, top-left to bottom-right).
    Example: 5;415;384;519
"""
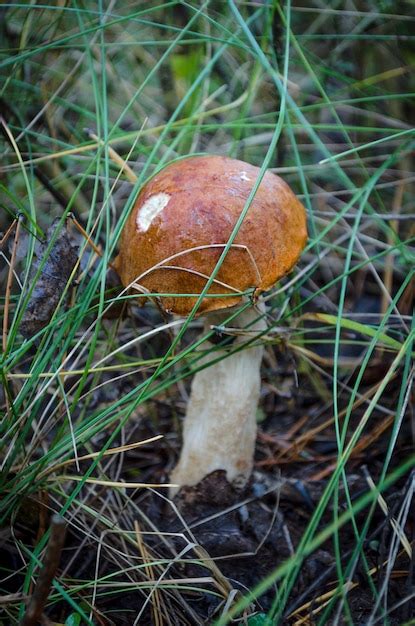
114;155;307;494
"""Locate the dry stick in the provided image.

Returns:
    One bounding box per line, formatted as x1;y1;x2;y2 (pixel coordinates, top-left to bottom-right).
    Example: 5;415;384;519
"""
20;515;67;626
0;218;18;249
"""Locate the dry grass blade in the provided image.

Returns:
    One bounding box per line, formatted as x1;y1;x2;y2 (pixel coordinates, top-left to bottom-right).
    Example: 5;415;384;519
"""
364;471;412;559
134;520;164;626
52;476;177;489
2;218;20;352
86;129;139;184
1;3;414;624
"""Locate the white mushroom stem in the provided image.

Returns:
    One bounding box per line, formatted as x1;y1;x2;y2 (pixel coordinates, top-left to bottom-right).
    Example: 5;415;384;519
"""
170;300;267;495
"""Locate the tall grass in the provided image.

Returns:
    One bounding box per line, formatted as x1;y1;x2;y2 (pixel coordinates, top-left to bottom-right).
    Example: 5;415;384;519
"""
1;2;414;624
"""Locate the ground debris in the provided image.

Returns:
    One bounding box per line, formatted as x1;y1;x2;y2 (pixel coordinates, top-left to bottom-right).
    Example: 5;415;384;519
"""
20;219;78;339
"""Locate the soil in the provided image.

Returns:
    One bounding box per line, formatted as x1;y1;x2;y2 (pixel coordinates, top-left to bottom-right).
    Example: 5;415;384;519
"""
2;291;414;625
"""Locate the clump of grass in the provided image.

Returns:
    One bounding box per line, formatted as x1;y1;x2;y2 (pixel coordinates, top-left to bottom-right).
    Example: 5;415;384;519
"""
1;2;414;625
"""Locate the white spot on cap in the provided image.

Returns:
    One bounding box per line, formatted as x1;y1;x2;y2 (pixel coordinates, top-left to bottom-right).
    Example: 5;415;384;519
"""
137;193;170;232
240;171;250;181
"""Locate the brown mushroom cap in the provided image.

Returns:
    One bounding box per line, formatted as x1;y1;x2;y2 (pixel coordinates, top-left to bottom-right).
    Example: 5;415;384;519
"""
114;155;307;315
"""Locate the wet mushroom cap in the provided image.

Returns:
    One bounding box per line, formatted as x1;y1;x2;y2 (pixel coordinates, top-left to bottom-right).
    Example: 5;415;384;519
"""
114;155;307;315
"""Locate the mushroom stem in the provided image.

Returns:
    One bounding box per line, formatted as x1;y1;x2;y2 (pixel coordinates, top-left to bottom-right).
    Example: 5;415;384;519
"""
170;300;266;495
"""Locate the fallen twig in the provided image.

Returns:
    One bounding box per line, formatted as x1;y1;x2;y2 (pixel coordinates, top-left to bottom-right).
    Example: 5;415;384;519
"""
20;515;67;626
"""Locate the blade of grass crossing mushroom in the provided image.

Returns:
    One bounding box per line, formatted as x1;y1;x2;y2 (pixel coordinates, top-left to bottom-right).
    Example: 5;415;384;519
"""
228;9;400;612
17;0;241;527
126;0;292;414
64;3;278;488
